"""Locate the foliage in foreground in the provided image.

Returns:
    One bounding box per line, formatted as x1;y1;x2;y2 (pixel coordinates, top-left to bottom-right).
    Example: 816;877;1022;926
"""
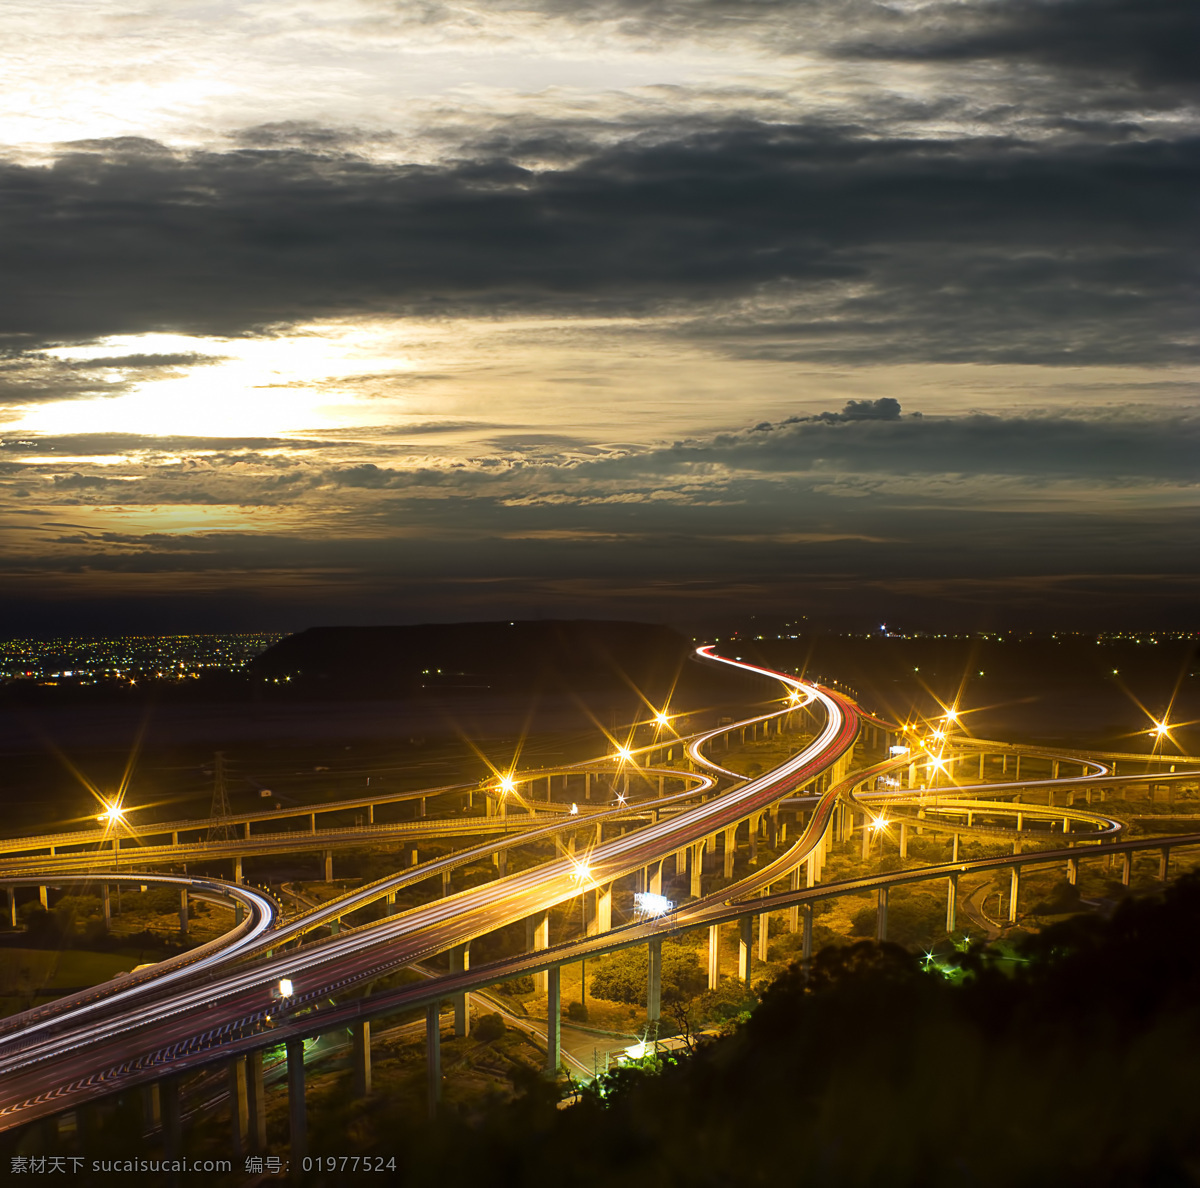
307;873;1200;1187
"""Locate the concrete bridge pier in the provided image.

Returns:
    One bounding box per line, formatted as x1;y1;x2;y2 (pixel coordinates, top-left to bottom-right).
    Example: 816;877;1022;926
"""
353;1021;372;1095
806;852;817;889
646;938;662;1023
546;965;561;1072
708;924;720;989
6;887;15;927
451;943;470;1037
1160;847;1171;882
738;915;752;983
593;884;612;934
247;1051;267;1151
102;883;111;929
527;912;549;992
228;1055;249;1157
757;912;769;962
787;867;801;932
1067;856;1079;885
1009;867;1021;924
876;887;888;942
649;861;663;896
323;851;333;882
162;1075;183;1160
952;833;960;862
723;827;736;878
178;889;189;936
1122;852;1131;886
38;885;48;908
233;855;243;884
441;870;451;897
690;843;704;897
426;1005;442;1117
899;821;908;860
287;1037;307;1160
946;872;958;933
801;904;813;970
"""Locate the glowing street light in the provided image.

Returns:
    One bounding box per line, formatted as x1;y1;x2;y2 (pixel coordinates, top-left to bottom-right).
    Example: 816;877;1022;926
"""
96;800;126;825
1153;721;1170;738
278;978;294;998
633;891;673;919
498;774;516;795
570;802;579;815
869;816;890;831
653;711;670;728
615;746;633;762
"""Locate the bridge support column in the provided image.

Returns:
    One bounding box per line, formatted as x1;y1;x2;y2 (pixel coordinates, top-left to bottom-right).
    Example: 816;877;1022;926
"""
876;887;888;942
162;1075;182;1159
594;884;612;934
585;772;592;799
708;924;720;989
287;1038;307;1161
806;852;817;888
426;1004;442;1117
899;821;908;860
228;1056;249;1157
527;912;549;992
546;965;561;1073
1122;852;1131;886
178;888;189;936
757;912;769;962
738;915;752;984
102;883;111;929
1014;755;1021;780
495;849;507;877
441;870;451;897
38;885;48;908
787;867;801;932
353;1021;372;1096
1160;847;1171;882
690;843;704;897
952;833;959;863
861;818;870;860
247;1050;267;1151
142;1082;161;1132
451;944;470;1037
946;872;958;933
724;827;736;878
649;861;663;896
748;818;758;863
234;855;243;884
1009;867;1021;924
979;753;985;778
367;803;375;824
324;851;333;883
1067;856;1078;885
646;937;662;1023
801;904;813;971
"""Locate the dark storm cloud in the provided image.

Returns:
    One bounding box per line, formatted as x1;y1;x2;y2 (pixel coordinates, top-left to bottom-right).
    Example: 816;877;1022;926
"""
470;0;1197;93
832;0;1200;94
0;123;1193;364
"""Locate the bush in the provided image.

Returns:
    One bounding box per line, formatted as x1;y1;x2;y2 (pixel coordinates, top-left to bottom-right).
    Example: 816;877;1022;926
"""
566;1000;588;1022
474;1013;506;1042
589;940;705;1006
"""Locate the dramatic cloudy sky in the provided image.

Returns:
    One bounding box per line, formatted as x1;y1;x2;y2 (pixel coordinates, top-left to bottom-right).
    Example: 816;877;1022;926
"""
0;0;1196;631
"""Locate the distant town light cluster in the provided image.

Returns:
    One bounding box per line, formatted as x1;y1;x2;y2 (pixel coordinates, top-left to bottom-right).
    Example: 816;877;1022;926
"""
0;633;284;686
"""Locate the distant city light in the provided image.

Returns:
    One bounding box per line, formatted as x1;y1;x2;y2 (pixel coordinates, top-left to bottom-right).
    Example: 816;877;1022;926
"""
633;892;673;918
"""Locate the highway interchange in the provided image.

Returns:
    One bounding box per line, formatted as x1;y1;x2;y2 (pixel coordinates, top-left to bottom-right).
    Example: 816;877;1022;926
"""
1;645;1197;1152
